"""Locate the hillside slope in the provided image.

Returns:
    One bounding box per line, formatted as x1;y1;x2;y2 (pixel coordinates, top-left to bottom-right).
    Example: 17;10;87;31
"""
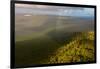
41;32;95;64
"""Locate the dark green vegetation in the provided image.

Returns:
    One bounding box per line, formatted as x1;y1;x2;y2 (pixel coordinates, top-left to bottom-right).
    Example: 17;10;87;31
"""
15;27;78;66
15;30;94;67
45;32;95;64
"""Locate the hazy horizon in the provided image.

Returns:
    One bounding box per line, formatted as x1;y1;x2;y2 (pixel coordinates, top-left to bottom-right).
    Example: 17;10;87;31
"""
15;4;94;18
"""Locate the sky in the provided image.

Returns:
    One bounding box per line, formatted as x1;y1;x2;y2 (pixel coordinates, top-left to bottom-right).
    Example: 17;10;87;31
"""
15;4;94;17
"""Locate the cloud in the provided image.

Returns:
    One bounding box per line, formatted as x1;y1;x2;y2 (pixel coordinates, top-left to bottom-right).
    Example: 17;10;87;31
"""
15;4;94;17
15;4;50;8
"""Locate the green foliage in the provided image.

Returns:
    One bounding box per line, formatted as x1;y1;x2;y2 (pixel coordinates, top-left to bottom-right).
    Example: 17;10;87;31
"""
43;32;95;64
15;31;95;67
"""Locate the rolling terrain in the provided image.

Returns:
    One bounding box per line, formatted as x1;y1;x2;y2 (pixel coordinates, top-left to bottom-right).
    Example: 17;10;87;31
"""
15;15;94;67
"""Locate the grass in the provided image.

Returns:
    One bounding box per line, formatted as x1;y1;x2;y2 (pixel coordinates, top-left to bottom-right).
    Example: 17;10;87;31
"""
42;32;95;64
15;27;81;67
15;31;95;67
15;27;95;67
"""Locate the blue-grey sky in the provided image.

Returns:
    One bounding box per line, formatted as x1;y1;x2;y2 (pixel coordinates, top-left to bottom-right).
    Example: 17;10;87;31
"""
15;4;94;17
